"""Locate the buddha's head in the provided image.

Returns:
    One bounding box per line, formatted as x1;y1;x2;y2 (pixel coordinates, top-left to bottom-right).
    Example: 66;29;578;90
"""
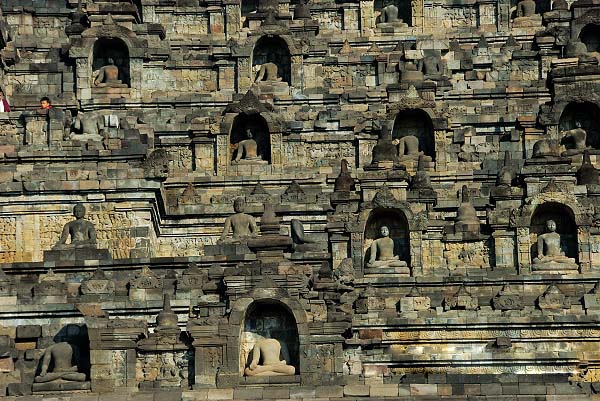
233;197;246;213
546;219;557;233
73;203;86;219
380;226;390;237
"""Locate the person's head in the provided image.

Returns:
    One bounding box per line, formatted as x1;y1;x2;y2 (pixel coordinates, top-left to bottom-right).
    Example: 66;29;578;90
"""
245;128;253;139
0;90;5;98
73;203;86;219
576;121;582;128
107;57;115;65
546;219;557;232
233;197;246;213
40;97;51;109
380;226;390;237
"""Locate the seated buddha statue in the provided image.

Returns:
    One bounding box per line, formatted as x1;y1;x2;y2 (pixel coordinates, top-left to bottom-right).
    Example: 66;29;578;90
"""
366;226;408;270
532;219;578;271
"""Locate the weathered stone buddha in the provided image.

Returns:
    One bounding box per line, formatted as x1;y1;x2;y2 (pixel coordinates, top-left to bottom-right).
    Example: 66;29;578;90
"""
70;112;104;141
513;0;542;26
255;62;281;83
394;135;432;162
561;121;589;156
532;138;561;158
233;128;266;164
291;219;324;252
532;219;578;271
577;150;600;185
411;154;433;190
368;130;400;168
34;342;86;383
220;197;258;241
455;186;480;235
379;4;402;23
418;51;444;79
401;62;425;83
92;58;127;88
366;226;408;269
52;203;97;250
244;332;295;377
516;0;536;17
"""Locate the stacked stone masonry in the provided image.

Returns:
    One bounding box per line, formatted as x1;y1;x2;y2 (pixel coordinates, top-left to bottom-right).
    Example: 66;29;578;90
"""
3;0;600;400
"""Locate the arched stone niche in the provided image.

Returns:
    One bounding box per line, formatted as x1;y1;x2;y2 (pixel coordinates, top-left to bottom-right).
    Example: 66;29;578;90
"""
572;9;600;44
68;20;147;102
347;191;428;277
218;91;285;175
510;188;592;272
220;288;311;384
529;202;578;263
559;102;600;149
92;37;131;87
580;24;600;52
391;109;435;160
363;208;411;268
230;113;271;163
240;301;299;376
374;0;412;25
252;35;291;85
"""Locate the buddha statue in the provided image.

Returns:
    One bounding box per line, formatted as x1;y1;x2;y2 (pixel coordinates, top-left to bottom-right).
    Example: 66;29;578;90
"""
255;62;281;83
380;4;401;23
561;121;589;156
366;226;408;269
393;135;432;162
411;154;433;190
244;332;295;377
291;219;324;252
532;219;578;270
577;150;600;185
52;203;97;250
516;0;537;17
232;128;266;164
92;58;128;88
455;186;480;235
70;112;104;141
418;50;444;80
532;139;561;158
334;159;355;193
220;197;258;241
34;342;86;383
368;130;400;168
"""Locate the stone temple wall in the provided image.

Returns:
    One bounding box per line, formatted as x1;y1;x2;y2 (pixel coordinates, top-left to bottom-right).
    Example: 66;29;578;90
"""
2;0;600;400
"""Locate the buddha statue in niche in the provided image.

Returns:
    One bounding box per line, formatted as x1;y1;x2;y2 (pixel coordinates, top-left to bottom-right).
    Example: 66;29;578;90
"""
34;342;86;383
366;226;408;270
244;329;295;377
393;135;432;162
532;219;578;270
232;128;267;164
561;121;589;156
92;58;128;88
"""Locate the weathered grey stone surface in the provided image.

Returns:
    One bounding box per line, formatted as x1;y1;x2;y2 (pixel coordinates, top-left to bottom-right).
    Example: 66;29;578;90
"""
3;0;600;399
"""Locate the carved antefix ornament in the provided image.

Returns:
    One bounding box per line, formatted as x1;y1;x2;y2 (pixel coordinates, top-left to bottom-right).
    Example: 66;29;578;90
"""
492;284;523;311
444;285;478;311
537;284;569;310
130;266;162;289
80;267;115;295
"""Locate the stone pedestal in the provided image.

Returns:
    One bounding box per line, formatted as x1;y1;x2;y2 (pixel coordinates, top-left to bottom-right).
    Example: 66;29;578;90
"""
32;381;91;393
43;248;111;262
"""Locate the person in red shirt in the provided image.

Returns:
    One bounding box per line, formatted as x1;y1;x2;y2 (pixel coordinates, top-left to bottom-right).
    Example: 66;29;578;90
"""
40;96;52;110
0;91;11;112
